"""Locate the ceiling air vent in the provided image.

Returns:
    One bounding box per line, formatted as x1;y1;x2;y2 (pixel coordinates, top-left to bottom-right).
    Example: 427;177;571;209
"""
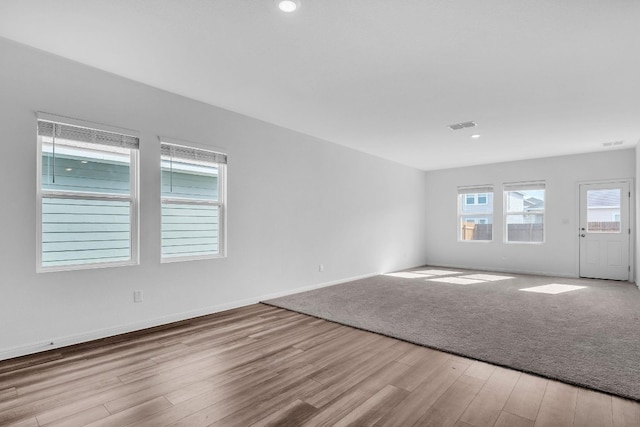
602;141;624;147
448;121;477;130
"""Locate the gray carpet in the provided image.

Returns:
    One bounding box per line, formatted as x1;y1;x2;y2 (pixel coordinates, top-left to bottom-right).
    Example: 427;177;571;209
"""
264;267;640;401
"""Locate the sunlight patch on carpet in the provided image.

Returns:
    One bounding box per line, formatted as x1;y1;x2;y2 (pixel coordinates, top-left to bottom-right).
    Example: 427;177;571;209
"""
414;269;462;276
519;284;587;294
461;274;514;281
428;277;486;285
385;272;431;279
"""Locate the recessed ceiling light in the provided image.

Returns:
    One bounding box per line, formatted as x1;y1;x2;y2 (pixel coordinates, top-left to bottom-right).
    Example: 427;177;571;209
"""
471;134;481;139
277;0;299;13
65;168;72;172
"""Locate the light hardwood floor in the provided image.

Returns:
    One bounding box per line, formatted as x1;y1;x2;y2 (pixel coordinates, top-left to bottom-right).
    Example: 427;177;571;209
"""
0;304;638;426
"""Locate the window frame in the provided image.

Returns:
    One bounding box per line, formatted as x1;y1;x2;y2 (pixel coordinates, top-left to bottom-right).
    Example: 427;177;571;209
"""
503;182;546;244
36;113;140;272
458;186;494;242
160;138;227;263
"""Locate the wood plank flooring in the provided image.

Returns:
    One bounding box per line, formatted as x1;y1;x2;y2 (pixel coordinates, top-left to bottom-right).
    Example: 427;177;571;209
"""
0;304;638;426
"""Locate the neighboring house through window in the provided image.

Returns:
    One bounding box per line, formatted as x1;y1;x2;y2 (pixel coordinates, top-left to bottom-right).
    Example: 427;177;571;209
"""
36;114;139;271
465;193;488;205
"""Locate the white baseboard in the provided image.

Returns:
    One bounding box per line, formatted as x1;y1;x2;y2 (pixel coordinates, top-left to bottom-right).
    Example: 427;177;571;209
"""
0;272;379;362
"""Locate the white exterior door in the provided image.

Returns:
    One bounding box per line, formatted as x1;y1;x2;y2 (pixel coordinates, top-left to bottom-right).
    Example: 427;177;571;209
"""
579;181;630;281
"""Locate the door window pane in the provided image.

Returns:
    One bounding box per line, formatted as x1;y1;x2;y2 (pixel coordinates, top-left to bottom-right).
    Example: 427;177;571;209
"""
587;189;621;233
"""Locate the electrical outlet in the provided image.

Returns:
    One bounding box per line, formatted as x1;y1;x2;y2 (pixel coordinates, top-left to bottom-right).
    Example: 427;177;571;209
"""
319;264;324;272
133;290;143;303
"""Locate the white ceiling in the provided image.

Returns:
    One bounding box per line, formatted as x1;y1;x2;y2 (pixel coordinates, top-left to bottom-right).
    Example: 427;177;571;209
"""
1;0;639;170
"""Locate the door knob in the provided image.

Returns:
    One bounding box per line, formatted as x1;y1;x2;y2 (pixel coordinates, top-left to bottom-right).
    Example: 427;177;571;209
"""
581;234;586;237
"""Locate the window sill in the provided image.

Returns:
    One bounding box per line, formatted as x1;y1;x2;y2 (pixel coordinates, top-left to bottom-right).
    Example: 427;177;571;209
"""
37;259;138;273
503;241;545;245
161;254;226;264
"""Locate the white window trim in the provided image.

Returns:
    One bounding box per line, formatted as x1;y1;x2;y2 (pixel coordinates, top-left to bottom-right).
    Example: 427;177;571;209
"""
503;182;546;244
160;139;227;263
36;114;139;272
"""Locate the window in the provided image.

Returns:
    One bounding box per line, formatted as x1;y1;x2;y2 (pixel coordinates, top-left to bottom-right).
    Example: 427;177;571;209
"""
161;141;226;261
36;114;139;271
458;186;493;241
586;188;621;233
504;182;545;243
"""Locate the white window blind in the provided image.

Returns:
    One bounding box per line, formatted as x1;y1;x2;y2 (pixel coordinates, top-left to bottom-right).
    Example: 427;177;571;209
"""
457;185;493;195
503;182;546;192
160;143;227;165
37;120;139;150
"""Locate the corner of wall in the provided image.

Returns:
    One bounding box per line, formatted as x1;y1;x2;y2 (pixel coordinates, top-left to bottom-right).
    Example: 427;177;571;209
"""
633;145;640;289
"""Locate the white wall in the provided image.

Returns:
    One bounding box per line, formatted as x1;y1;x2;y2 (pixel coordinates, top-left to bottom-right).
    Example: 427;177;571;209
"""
425;150;635;277
636;146;640;288
0;38;428;360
